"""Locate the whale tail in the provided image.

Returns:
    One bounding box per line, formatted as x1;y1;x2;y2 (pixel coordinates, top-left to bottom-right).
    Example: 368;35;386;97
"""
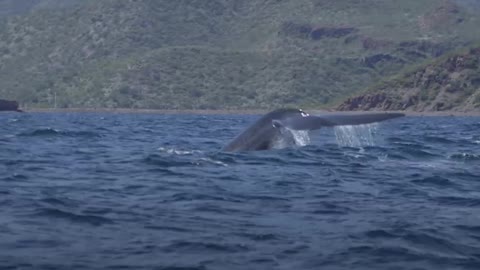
273;112;405;131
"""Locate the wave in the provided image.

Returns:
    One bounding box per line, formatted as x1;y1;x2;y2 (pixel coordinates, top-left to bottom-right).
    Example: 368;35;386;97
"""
18;128;101;138
455;225;480;233
449;153;480;161
157;147;203;156
423;136;457;144
394;146;442;159
34;207;114;226
161;241;249;253
144;225;195;233
411;175;457;187
235;232;280;241
2;173;29;182
330;242;475;268
308;201;352;215
145;148;228;167
433;196;480;207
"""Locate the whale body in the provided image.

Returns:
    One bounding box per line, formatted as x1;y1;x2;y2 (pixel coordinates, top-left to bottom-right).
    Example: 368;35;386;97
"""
222;108;405;152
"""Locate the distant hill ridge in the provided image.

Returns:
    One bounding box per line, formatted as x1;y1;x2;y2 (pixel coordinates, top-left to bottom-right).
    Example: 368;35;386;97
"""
0;0;479;111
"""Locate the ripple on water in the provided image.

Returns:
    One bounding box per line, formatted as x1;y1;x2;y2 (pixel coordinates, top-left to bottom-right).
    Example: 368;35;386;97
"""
144;148;227;168
433;196;480;207
34;208;114;226
235;232;281;242
108;265;208;270
395;146;442;159
144;225;195;233
449;152;480;161
2;174;29;182
411;175;458;187
39;198;67;207
307;201;352;215
161;241;250;254
423;135;457;144
18;128;101;138
144;154;200;167
455;225;480;233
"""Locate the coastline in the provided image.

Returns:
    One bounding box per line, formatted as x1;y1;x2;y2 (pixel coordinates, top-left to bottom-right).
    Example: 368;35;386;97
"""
22;108;270;115
18;107;480;116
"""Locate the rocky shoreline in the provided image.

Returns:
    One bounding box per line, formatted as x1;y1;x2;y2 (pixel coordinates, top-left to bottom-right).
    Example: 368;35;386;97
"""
336;47;480;113
0;99;21;112
22;107;480;116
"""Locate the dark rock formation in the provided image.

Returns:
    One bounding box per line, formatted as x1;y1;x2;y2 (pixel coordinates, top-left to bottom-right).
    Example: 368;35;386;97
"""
363;54;405;68
310;26;357;40
418;0;463;32
361;37;393;50
337;46;480;112
397;40;453;58
337;94;391;111
280;22;358;40
0;99;21;111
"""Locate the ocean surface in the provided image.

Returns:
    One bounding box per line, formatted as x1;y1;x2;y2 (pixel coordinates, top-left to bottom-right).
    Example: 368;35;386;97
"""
1;112;479;270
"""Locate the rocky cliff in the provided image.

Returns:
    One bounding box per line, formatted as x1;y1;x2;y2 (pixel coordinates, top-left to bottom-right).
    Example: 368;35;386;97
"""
337;46;480;112
0;99;21;111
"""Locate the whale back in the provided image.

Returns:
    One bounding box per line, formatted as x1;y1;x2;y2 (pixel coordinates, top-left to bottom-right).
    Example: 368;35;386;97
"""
222;108;303;152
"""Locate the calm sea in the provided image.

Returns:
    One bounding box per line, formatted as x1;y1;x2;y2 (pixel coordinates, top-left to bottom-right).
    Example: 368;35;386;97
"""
1;112;479;270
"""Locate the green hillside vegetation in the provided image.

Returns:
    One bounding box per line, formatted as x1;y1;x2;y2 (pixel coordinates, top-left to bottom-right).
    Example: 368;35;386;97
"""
0;0;479;110
337;44;480;111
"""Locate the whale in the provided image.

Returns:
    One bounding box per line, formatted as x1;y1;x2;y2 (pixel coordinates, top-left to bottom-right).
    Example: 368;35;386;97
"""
222;108;405;152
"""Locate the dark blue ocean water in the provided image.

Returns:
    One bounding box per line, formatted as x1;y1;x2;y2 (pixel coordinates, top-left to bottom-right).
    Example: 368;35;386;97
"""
1;112;479;270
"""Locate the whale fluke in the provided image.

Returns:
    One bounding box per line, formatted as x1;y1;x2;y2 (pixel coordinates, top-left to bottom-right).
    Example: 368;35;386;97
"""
222;109;405;152
272;112;405;130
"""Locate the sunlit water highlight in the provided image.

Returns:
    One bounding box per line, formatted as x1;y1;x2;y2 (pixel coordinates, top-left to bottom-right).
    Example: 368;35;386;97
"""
334;123;378;147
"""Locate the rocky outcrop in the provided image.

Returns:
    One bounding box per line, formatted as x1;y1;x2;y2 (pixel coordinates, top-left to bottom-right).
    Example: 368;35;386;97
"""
418;0;463;32
363;54;405;68
361;37;393;50
396;40;453;58
310;26;357;40
280;22;358;40
337;47;480;112
338;94;388;111
0;99;21;111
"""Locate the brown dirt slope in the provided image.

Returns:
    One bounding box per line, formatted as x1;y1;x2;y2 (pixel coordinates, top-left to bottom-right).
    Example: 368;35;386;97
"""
337;46;480;112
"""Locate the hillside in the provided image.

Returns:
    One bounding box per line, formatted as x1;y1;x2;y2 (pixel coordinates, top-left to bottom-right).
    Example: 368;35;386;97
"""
0;0;78;17
0;0;41;17
337;46;480;112
0;0;479;110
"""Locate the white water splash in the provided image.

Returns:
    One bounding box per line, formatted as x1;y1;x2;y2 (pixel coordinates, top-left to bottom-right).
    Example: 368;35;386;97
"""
291;130;311;147
156;147;227;166
199;157;228;167
334;124;378;148
157;147;202;155
272;128;311;149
